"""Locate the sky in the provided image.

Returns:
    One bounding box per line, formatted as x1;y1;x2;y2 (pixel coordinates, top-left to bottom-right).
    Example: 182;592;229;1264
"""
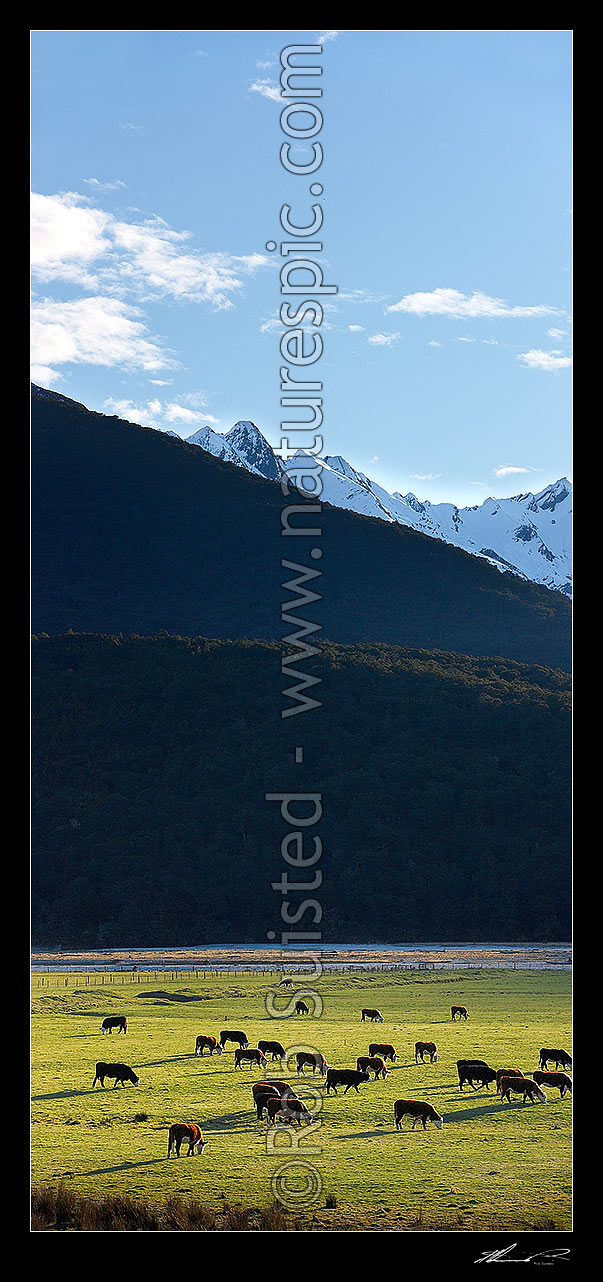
31;29;572;505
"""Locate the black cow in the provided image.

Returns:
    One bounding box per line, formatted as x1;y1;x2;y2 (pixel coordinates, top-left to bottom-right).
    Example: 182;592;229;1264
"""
457;1059;497;1091
252;1086;282;1119
539;1047;572;1071
325;1068;370;1095
220;1030;249;1049
258;1040;286;1062
394;1099;443;1131
295;1001;309;1015
100;1016;127;1034
93;1061;139;1088
361;1008;384;1022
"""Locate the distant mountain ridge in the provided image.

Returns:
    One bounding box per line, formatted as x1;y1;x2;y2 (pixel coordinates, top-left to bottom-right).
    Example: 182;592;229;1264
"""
181;416;572;596
31;384;571;670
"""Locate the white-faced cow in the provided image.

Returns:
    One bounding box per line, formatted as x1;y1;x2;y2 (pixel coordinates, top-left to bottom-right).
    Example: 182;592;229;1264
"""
539;1048;572;1071
220;1030;249;1050
394;1099;443;1131
258;1040;286;1063
499;1076;546;1105
167;1123;206;1157
325;1068;370;1095
296;1051;328;1076
93;1061;139;1088
356;1055;388;1080
101;1016;127;1034
234;1047;267;1071
195;1035;223;1057
361;1008;384;1023
369;1042;397;1062
451;1006;469;1021
533;1071;572;1098
415;1041;439;1063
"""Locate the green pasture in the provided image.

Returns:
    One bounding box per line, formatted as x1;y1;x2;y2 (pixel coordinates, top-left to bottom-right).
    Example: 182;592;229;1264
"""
31;969;571;1231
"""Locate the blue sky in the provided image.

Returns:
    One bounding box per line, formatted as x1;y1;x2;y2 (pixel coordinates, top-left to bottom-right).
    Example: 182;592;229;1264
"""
31;29;572;505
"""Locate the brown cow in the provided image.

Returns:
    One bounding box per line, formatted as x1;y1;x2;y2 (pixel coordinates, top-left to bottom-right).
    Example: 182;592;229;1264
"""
451;1006;468;1021
394;1099;443;1131
415;1041;439;1063
234;1047;267;1070
356;1055;388;1079
167;1123;206;1157
369;1042;397;1062
499;1076;546;1105
296;1051;328;1076
266;1095;314;1127
533;1071;572;1098
495;1068;525;1093
195;1035;223;1057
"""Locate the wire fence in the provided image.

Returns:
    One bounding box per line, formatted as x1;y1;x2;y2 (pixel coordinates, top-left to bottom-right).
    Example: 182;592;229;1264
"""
31;959;571;984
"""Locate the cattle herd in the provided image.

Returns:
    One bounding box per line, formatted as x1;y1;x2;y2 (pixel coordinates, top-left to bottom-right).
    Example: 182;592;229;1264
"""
90;1003;571;1157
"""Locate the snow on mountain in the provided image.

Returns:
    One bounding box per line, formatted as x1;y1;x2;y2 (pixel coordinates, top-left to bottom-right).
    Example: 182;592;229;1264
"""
187;420;282;482
182;421;572;596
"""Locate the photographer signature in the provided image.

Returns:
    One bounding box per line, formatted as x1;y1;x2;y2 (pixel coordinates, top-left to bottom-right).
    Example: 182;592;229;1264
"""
475;1244;570;1264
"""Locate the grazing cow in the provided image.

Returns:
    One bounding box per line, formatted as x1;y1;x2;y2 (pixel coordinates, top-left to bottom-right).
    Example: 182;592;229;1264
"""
539;1048;572;1071
195;1035;223;1057
451;1006;469;1021
296;1051;328;1076
93;1061;139;1088
234;1047;267;1071
258;1040;286;1062
357;1055;388;1080
361;1008;384;1023
394;1099;443;1131
499;1076;546;1105
533;1071;572;1098
325;1068;370;1095
495;1068;525;1094
415;1041;439;1063
251;1080;291;1100
279;978;294;987
167;1123;206;1157
100;1015;127;1034
457;1060;497;1091
369;1043;397;1063
220;1030;249;1050
266;1095;314;1127
295;1000;309;1015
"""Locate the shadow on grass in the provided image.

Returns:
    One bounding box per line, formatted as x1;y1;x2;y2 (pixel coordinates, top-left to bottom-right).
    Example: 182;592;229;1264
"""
443;1101;522;1122
78;1158;169;1176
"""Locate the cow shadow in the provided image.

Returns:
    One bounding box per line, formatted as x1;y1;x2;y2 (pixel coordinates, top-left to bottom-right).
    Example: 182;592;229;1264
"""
33;1088;102;1101
79;1159;168;1176
443;1102;510;1122
333;1129;390;1140
135;1056;194;1067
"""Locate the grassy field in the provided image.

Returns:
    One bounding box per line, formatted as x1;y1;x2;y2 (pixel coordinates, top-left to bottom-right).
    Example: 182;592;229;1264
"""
31;969;571;1231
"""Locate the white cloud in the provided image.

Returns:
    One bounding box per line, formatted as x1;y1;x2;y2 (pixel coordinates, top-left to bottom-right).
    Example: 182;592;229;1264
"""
367;332;401;347
31;192;269;311
84;178;127;192
411;472;442;480
494;465;544;479
547;327;568;339
103;395;220;429
31;296;173;379
348;324;364;332
428;340;442;347
518;349;572;372
387;287;561;320
249;78;282;102
316;30;339;43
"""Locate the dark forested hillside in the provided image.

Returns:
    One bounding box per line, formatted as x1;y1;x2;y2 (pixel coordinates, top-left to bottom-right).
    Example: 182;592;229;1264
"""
31;389;571;670
32;635;571;946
